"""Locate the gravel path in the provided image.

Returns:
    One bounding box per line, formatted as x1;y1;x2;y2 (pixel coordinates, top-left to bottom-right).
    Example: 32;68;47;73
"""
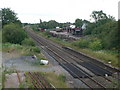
2;51;89;88
3;55;59;72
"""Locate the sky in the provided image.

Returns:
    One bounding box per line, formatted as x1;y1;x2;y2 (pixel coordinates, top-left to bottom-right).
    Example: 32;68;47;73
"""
1;0;119;23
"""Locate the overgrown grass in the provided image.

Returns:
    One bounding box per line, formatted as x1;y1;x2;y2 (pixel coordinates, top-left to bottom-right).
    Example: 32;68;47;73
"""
24;72;67;88
40;72;68;88
36;31;119;67
2;42;46;62
76;49;118;66
24;72;34;88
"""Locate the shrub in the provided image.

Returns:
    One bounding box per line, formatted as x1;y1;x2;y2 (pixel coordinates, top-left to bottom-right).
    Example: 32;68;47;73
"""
71;41;79;47
72;39;89;48
22;38;35;46
2;23;27;44
31;47;40;53
89;40;102;50
78;39;89;48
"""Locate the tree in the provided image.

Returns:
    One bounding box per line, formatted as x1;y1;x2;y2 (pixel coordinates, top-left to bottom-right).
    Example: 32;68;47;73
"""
47;20;59;29
2;23;27;44
103;21;119;50
74;19;83;27
2;8;21;27
90;10;108;22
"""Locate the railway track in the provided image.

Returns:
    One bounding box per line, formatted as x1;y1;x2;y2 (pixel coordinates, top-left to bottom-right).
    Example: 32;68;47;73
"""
25;28;119;89
25;72;52;89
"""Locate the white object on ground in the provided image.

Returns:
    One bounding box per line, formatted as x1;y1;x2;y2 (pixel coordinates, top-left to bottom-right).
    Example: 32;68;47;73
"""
105;74;108;77
40;60;49;65
108;61;111;64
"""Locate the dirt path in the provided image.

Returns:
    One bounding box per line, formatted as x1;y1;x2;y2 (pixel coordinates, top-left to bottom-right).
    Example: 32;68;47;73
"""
5;73;25;88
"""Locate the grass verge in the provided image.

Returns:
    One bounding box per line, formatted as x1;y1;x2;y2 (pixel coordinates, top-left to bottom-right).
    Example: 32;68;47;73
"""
40;72;68;88
2;42;45;59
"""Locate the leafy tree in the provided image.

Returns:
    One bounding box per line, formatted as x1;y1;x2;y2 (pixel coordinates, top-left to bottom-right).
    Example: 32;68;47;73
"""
103;21;118;49
39;20;59;29
2;8;21;27
84;10;118;50
47;20;59;29
90;10;108;22
2;23;27;44
74;19;83;27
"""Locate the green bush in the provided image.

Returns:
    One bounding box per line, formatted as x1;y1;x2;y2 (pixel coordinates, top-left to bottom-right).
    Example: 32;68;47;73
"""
89;40;102;50
78;39;89;48
2;43;23;49
72;39;89;48
2;23;27;44
22;38;35;46
31;47;40;53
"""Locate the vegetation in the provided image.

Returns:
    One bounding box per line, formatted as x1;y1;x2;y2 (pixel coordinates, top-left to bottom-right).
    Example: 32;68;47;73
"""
2;8;28;45
37;10;118;51
1;8;68;88
35;29;119;67
2;42;41;56
21;38;35;46
21;72;34;88
84;10;118;50
2;23;27;44
40;72;68;88
23;72;67;88
2;8;21;27
74;18;83;27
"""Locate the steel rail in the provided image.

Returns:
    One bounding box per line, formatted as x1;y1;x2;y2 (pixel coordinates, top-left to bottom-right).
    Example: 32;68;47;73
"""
29;30;117;83
26;30;107;89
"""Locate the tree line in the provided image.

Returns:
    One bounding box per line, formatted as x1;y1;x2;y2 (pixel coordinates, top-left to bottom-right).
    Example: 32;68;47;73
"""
83;10;118;50
1;8;119;51
37;10;119;50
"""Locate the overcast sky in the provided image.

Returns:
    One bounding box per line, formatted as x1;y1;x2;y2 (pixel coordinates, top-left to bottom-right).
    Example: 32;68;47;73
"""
1;0;119;23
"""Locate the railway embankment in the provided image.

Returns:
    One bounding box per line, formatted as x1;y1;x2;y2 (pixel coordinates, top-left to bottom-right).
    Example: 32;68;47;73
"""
35;29;119;68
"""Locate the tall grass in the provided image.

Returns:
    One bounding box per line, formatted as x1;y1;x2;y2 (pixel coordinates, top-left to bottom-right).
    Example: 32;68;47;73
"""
41;72;68;88
2;43;44;61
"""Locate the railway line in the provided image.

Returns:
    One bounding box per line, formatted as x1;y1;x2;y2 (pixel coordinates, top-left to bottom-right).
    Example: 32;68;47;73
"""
25;28;119;89
25;72;52;89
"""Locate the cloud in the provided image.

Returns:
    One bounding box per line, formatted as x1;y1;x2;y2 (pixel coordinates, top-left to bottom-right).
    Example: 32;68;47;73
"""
1;0;119;23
